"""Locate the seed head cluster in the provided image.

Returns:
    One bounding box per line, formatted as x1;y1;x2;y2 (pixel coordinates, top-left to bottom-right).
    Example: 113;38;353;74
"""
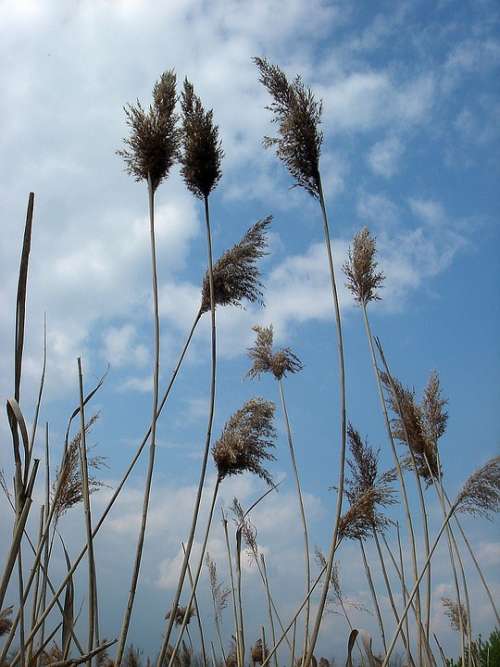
212;398;276;485
118;70;179;192
200;217;271;313
247;324;303;381
254;57;323;198
0;606;13;637
343;227;385;305
457;455;500;518
180;79;223;199
442;596;469;634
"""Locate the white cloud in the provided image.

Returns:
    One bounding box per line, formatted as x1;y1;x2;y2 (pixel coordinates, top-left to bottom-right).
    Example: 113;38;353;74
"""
367;135;404;178
102;324;149;368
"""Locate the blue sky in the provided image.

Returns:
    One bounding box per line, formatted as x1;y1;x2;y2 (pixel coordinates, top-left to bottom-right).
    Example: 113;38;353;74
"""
0;0;499;662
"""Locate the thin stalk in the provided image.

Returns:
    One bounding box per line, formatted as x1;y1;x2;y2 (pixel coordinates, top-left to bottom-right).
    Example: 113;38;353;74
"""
183;543;208;667
27;505;45;666
260;555;278;667
305;174;347;667
77;358;97;667
359;539;387;654
210;641;218;667
395;523;411;666
116;174;161;665
290;619;296;667
278;379;311;661
261;626;266;664
17;544;26;667
8;313;200;665
38;423;51;664
157;193;217;667
167;479;221;667
236;530;245;667
222;513;241;667
381;502;459;667
361;306;423;664
372;529;415;667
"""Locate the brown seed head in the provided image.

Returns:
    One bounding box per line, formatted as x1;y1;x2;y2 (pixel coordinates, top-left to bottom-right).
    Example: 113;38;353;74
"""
442;596;469;634
343;227;385;305
0;607;13;637
456;456;500;518
205;552;230;621
422;371;448;446
117;70;179;192
200;217;271;313
247;324;303;381
165;604;196;626
252;639;268;664
212;398;276;485
180;78;223;199
254;57;322;198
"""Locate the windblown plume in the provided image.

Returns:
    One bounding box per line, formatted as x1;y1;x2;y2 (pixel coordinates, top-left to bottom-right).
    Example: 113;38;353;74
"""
180;78;223;199
442;597;469;634
165;605;196;627
200;217;271;313
251;639;268;665
343;227;385;305
52;414;106;519
206;552;230;622
212;398;276;485
247;324;303;380
0;606;13;637
230;497;259;563
117;71;179;191
421;371;448;446
254;57;323;198
456;456;500;518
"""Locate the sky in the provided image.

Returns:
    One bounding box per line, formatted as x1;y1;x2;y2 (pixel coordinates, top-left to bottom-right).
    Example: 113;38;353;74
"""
0;0;499;663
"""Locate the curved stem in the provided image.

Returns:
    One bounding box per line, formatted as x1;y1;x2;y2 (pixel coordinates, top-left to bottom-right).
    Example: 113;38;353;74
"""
260;555;278;667
157;194;217;667
183;543;208;667
305;174;347;667
361;306;424;664
116;175;160;665
359;539;387;654
222;512;242;667
278;379;311;661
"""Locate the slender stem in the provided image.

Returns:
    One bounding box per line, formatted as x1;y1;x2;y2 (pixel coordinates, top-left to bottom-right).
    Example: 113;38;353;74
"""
182;543;208;667
260;555;278;667
27;505;45;666
382;503;458;667
115;176;161;665
168;479;221;667
305;174;347;667
38;423;51;664
17;544;26;667
9;313;201;666
359;539;387;654
278;379;311;661
236;529;245;667
290;619;296;667
222;512;241;667
361;306;424;663
157;194;217;667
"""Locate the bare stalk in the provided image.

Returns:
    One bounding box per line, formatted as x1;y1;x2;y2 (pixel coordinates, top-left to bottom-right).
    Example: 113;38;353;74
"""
116;174;162;665
260;555;278;667
305;174;348;667
157;194;217;667
359;539;387;654
361;306;424;663
222;512;241;667
182;543;208;667
278;379;311;660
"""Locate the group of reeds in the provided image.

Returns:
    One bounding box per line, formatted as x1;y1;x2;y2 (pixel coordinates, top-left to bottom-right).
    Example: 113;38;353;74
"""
1;57;499;667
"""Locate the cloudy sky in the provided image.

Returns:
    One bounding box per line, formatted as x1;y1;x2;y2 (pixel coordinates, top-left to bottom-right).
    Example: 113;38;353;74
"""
1;0;499;663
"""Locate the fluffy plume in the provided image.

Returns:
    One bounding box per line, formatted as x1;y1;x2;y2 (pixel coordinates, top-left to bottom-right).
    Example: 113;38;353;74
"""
117;71;179;192
442;597;469;634
344;424;396;536
165;605;196;627
343;227;385;305
200;217;271;313
251;639;268;665
205;552;230;623
380;372;441;484
180;79;223;199
254;57;322;198
0;607;13;637
247;324;303;381
52;414;106;519
456;456;500;518
212;398;276;485
421;371;448;446
230;497;259;563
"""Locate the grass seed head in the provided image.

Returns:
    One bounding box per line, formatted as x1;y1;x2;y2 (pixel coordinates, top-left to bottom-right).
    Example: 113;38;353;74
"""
247;324;303;380
180;78;223;199
254;56;323;198
442;596;469;634
343;227;385;305
0;607;13;637
117;71;179;192
200;217;271;313
212;398;276;485
456;456;500;518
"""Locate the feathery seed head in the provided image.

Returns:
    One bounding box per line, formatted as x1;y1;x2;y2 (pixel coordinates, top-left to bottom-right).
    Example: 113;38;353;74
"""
343;227;385;305
442;597;469;634
254;57;323;198
200;216;271;313
456;456;500;518
0;607;13;637
117;70;179;192
165;605;196;627
422;371;448;446
180;79;223;199
247;324;303;380
252;639;268;664
212;398;276;485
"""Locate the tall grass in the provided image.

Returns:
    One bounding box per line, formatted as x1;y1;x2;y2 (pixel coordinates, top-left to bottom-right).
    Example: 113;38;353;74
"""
1;58;499;667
